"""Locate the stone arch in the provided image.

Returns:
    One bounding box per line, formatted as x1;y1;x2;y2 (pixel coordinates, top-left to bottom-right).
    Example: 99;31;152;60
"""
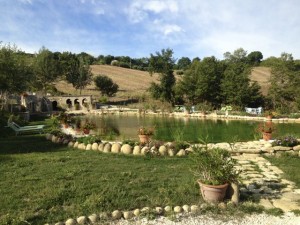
74;99;80;110
66;99;72;109
52;101;58;110
82;98;88;108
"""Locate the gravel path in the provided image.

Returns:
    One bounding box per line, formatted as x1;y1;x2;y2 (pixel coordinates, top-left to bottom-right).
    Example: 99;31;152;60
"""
111;213;300;225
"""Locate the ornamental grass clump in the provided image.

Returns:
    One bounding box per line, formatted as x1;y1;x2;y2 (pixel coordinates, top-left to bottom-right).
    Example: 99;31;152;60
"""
272;135;299;147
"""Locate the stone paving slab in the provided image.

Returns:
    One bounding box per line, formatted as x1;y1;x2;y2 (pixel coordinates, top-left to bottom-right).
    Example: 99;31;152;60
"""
234;155;300;212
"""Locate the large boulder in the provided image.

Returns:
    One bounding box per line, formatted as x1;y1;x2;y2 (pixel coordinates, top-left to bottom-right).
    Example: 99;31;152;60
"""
121;144;132;154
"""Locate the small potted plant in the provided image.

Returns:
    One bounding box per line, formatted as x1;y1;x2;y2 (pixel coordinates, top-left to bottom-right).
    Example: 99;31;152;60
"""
138;126;154;143
257;122;276;141
82;121;96;134
264;111;274;120
190;145;240;203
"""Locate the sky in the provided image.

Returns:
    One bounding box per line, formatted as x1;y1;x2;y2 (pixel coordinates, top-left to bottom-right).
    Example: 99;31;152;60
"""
1;0;300;60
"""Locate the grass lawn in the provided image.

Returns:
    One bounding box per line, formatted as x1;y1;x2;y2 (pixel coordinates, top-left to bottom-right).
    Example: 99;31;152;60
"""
0;133;199;224
2;117;299;224
266;154;300;188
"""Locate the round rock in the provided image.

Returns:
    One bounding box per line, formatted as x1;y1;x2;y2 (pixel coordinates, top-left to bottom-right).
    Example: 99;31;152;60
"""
92;143;99;151
133;209;140;216
141;146;150;155
65;218;77;225
111;210;122;220
168;149;175;156
73;141;79;148
98;143;105;151
123;211;133;220
182;205;190;212
158;145;167;156
174;206;182;213
68;141;74;147
191;205;199;213
121;144;132;154
176;149;186;156
155;207;163;214
86;144;92;150
111;143;121;153
88;214;99;223
76;216;89;224
103;143;112;153
164;205;172;212
133;146;141;155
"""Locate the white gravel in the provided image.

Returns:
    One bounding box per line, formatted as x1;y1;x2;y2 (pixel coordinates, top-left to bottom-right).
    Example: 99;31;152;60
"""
110;212;300;225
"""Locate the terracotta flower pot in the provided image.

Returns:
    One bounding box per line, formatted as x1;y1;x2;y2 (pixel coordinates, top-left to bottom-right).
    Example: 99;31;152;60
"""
266;115;273;121
138;134;150;144
198;181;229;203
262;132;272;141
83;128;90;134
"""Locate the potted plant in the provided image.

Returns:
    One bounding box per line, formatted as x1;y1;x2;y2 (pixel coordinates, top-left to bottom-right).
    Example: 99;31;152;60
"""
264;111;274;120
190;146;240;203
82;121;96;134
257;122;276;141
138;126;154;143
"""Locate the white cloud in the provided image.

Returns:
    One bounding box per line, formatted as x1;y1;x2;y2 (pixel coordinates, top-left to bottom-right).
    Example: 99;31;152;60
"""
19;0;33;4
126;0;178;23
153;20;182;36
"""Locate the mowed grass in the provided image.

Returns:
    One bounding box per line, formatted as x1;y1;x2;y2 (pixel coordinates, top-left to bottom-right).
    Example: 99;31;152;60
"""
266;154;300;188
0;134;199;224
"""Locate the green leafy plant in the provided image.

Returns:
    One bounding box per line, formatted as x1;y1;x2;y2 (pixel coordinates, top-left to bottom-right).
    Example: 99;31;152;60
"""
257;122;276;133
76;135;101;145
83;121;96;130
122;139;138;147
138;127;154;135
190;145;240;185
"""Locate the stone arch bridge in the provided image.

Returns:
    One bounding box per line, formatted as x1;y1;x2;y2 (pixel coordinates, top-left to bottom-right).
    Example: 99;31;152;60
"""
47;95;92;111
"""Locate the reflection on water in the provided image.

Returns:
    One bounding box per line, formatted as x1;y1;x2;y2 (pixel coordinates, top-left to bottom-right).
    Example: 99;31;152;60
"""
84;115;300;143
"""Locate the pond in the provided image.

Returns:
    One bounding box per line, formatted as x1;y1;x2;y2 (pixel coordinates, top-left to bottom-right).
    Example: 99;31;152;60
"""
85;115;300;143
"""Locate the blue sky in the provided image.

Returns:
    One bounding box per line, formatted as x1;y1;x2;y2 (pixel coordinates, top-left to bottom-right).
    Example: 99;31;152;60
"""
1;0;299;60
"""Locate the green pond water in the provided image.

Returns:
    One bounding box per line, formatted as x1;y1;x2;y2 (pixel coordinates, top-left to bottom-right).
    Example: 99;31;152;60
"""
85;115;300;143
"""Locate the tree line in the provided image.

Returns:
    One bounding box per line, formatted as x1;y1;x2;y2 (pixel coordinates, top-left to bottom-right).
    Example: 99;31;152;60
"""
0;43;118;110
1;42;300;113
148;48;300;113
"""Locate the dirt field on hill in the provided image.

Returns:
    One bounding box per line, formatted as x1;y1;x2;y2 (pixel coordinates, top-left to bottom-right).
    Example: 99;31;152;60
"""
54;65;272;102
